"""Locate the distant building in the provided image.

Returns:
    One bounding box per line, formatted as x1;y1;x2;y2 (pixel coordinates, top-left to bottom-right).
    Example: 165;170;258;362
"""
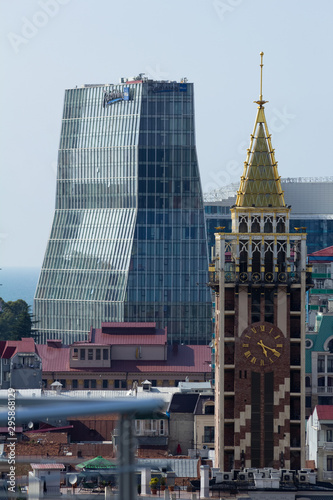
0;338;42;390
34;76;212;345
306;315;333;416
36;322;212;391
307;405;333;481
307;246;333;330
204;177;333;255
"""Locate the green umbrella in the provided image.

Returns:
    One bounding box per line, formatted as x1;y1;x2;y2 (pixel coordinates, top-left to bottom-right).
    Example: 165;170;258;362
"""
76;456;116;470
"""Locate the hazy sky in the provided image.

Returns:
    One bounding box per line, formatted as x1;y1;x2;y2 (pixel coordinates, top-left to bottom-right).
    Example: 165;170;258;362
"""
1;0;333;267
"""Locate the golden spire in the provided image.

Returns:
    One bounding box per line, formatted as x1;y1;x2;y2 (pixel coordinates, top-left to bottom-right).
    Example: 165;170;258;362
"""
235;52;286;208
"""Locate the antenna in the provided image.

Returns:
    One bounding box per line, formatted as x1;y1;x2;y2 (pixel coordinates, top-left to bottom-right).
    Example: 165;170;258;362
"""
259;51;264;101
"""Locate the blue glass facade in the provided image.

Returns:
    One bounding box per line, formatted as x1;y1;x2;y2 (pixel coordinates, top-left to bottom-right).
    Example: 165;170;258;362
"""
34;79;212;345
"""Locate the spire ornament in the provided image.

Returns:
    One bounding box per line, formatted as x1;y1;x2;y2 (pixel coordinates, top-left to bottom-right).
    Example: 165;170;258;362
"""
255;51;268;107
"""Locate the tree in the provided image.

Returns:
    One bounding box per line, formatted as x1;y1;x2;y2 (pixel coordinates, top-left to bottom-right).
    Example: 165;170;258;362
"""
0;298;33;341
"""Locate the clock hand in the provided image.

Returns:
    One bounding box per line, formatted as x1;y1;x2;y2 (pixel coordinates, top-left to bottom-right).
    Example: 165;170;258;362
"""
257;340;268;357
260;343;280;355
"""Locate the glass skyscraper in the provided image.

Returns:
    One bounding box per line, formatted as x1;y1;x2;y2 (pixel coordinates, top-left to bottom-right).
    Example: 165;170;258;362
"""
34;77;212;345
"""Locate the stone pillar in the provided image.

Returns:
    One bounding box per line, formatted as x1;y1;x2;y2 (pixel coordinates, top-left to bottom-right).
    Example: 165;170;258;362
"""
163;488;170;500
200;465;210;498
141;467;151;496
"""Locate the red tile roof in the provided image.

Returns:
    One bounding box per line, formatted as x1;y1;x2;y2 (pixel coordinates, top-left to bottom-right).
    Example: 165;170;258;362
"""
37;344;211;374
30;464;64;470
94;330;167;345
316;405;333;420
309;245;333;257
101;322;157;329
0;338;37;359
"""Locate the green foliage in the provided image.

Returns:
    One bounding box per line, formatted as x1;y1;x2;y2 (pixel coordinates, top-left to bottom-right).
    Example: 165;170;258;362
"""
0;298;34;341
149;477;159;488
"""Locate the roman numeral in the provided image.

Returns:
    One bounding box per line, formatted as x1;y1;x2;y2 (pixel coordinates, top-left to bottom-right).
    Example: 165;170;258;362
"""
276;344;283;348
269;358;274;364
251;328;257;334
260;325;265;331
260;359;265;366
274;335;281;340
242;343;249;347
244;351;251;358
250;357;256;364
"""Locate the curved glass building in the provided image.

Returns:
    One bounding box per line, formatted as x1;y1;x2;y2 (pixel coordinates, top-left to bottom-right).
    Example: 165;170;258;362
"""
34;77;212;345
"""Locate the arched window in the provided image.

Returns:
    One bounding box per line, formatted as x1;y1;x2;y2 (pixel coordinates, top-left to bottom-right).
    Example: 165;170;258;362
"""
251;215;260;233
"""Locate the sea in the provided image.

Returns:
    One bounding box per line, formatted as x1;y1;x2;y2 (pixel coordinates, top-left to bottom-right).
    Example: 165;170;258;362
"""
0;267;41;308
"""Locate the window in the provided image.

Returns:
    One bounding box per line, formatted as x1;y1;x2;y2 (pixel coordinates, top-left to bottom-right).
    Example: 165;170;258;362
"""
204;403;215;415
327;430;333;442
88;349;93;361
103;349;109;360
96;349;101;361
72;379;78;389
102;379;108;389
204;426;215;443
328;456;333;471
42;379;47;389
80;349;85;361
114;380;126;389
328;356;333;373
60;379;66;388
72;348;78;360
318;355;325;373
84;380;89;389
159;420;166;435
91;379;96;389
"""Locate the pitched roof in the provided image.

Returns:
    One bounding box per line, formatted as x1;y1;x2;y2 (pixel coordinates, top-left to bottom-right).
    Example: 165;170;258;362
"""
316;405;333;420
309;245;333;258
0;338;37;359
93;330;167;346
235;103;285;208
37;344;211;374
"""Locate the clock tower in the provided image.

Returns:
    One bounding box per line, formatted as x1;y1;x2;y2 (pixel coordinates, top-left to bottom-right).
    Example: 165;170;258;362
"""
210;53;312;471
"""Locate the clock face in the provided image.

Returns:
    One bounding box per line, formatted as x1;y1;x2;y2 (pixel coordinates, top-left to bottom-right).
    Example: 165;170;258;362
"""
241;322;284;367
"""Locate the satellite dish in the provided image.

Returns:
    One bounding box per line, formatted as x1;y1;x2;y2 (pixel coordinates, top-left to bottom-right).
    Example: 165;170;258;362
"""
28;422;34;429
68;474;77;485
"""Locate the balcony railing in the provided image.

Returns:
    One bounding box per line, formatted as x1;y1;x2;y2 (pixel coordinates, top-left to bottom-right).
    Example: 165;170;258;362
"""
317;387;333;393
208;269;313;287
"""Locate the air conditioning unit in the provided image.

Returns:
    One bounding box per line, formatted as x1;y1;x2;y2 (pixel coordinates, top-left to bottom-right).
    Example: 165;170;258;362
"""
247;471;255;479
238;472;248;481
298;472;309;483
282;472;293;482
222;472;233;482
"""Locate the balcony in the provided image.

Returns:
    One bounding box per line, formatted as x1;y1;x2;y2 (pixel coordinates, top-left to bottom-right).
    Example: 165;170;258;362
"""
317;387;333;394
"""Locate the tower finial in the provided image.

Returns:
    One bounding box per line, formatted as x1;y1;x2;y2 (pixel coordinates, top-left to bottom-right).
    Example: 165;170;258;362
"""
259;51;264;101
